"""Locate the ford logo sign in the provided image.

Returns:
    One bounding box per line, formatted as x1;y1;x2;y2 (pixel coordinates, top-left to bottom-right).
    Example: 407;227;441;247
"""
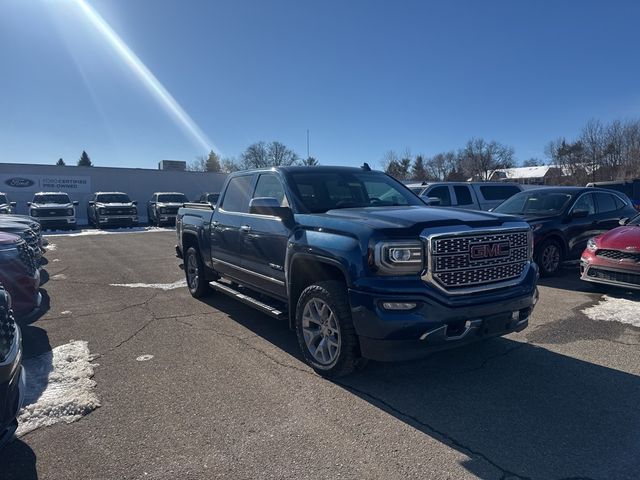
5;177;34;188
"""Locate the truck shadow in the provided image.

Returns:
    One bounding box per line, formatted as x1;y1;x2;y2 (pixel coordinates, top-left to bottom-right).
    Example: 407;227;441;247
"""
201;295;640;479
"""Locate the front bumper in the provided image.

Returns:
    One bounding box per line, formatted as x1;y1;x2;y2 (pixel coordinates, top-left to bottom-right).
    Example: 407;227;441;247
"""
98;215;138;227
580;256;640;291
37;216;76;229
0;327;24;448
349;272;538;362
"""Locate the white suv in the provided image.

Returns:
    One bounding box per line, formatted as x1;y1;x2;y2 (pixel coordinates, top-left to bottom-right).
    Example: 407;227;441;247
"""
28;192;78;230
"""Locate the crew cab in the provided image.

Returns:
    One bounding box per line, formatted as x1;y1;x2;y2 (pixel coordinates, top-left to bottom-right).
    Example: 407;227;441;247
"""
195;192;220;205
0;193;16;214
407;181;523;211
28;192;78;230
176;166;538;377
147;192;188;226
87;191;139;228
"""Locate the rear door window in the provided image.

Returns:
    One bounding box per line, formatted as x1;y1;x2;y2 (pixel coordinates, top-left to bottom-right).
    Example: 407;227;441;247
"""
453;185;473;205
221;175;254;213
595;193;619;213
572;193;596;215
426;186;451;206
479;185;521;201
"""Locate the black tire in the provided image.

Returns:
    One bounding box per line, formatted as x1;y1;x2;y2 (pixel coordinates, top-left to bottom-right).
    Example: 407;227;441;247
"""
295;280;366;378
184;247;211;298
535;238;563;276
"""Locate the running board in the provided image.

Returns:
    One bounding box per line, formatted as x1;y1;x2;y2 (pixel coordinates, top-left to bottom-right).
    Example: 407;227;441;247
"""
209;281;287;320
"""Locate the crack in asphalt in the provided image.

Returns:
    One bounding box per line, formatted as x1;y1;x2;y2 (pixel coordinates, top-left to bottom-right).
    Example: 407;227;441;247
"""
453;343;528;374
43;293;159;321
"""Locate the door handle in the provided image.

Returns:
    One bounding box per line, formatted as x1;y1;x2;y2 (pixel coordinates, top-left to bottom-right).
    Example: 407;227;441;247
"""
240;225;251;233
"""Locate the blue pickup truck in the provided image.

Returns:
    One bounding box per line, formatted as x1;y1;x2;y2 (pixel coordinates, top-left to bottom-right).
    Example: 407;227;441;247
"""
176;166;538;377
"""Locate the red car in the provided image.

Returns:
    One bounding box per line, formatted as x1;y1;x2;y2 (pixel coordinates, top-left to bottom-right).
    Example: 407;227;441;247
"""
0;232;41;315
580;214;640;290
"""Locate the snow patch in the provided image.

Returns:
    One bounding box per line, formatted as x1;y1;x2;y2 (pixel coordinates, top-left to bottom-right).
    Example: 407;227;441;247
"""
60;311;71;315
51;274;67;280
44;243;57;251
17;340;100;436
136;354;154;362
582;295;640;328
109;279;187;291
44;226;172;238
52;259;60;262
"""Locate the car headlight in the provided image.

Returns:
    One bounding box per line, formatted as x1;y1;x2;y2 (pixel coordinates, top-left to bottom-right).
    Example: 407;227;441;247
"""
30;209;38;217
67;208;74;216
374;241;424;275
0;208;7;214
586;237;598;252
99;208;106;215
132;207;137;214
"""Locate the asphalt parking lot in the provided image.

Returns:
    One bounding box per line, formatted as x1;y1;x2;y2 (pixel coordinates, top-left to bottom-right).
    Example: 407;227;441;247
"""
1;229;639;480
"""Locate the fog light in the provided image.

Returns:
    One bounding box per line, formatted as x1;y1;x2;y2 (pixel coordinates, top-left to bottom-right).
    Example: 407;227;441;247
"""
382;302;417;311
511;311;519;321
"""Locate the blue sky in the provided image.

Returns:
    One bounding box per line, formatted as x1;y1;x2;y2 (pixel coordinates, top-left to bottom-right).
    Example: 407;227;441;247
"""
1;0;639;169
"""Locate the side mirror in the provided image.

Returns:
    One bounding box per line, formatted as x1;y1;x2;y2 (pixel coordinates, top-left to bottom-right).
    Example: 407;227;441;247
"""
424;197;441;206
10;202;16;208
571;209;589;219
88;201;95;206
132;200;138;205
27;202;31;206
149;201;156;205
249;197;293;221
73;201;79;206
619;217;629;226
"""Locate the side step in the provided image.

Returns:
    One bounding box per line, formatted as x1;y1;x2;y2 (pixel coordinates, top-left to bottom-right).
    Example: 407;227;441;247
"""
209;281;287;320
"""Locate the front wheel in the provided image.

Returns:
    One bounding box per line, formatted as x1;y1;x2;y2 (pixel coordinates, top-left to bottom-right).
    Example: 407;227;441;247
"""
535;239;563;276
184;247;211;298
295;280;366;378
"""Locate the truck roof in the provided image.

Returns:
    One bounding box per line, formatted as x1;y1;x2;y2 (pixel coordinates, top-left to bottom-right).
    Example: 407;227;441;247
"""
232;166;380;175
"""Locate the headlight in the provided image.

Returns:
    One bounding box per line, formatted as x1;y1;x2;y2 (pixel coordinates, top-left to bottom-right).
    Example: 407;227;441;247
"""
0;208;7;214
30;209;38;217
586;237;598;251
99;208;106;215
374;241;424;275
67;208;74;216
132;207;137;214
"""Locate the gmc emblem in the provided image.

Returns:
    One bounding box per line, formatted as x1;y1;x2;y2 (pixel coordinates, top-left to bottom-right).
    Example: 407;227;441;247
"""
470;242;510;260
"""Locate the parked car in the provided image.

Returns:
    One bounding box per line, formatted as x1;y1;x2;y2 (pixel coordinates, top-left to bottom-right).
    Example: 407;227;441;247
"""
195;192;220;205
0;215;43;254
147;192;188;226
586;179;640;211
176;166;538;377
0;193;16;214
0;220;42;265
0;286;25;448
28;192;78;230
0;232;40;316
493;187;638;276
407;181;523;211
87;191;139;228
580;214;640;291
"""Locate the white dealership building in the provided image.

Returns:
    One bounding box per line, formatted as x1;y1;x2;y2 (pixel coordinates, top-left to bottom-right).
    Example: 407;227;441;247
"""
0;163;226;224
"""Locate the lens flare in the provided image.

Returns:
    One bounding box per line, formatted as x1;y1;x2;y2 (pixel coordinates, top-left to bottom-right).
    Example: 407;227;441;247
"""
73;0;217;153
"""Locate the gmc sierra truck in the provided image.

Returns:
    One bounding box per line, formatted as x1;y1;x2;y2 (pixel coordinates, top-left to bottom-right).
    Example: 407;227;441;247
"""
176;166;538;377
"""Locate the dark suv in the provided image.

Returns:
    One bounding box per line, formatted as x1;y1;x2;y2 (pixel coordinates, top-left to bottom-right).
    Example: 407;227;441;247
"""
87;192;139;228
493;187;638;275
147;192;188;226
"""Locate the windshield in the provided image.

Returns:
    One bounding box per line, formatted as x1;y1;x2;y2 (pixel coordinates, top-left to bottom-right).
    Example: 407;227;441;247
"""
494;192;573;216
32;194;70;204
96;193;131;203
0;195;7;204
158;194;187;203
289;171;423;213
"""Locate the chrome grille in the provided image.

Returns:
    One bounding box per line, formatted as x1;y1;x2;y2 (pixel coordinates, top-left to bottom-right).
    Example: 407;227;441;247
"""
0;300;16;363
17;241;38;276
597;249;640;262
105;206;135;215
427;229;530;292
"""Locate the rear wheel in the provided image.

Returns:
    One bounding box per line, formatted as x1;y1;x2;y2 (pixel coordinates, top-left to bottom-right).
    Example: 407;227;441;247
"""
184;247;211;298
536;239;563;276
295;280;366;378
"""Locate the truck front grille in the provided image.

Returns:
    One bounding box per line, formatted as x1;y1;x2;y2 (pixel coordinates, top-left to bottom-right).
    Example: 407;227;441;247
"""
105;207;135;215
426;229;531;292
17;241;38;276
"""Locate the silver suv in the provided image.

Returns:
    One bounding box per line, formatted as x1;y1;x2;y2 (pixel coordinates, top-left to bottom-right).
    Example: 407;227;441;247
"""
407;182;523;211
28;192;78;230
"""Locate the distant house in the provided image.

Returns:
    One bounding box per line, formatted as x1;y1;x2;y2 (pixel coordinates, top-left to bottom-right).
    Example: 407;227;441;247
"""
489;165;563;185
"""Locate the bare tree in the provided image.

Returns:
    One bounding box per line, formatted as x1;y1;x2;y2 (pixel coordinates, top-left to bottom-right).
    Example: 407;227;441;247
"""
458;138;514;180
240;141;299;169
426;151;458;180
187;156;207;172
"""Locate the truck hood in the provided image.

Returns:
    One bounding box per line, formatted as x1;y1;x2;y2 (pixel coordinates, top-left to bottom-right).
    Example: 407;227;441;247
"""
597;225;640;250
317;206;518;230
32;203;73;209
0;221;31;233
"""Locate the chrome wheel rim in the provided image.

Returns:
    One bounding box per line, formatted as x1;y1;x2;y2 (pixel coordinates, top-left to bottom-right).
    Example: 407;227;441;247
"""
542;244;560;272
302;298;340;366
186;254;199;290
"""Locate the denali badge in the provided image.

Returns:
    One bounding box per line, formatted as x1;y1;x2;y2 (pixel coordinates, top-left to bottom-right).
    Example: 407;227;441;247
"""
470;242;510;260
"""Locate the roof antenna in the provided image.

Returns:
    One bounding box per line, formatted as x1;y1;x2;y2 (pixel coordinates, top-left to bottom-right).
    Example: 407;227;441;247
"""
361;162;371;171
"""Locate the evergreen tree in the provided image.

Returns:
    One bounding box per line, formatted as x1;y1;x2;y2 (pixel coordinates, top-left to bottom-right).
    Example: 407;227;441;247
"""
205;150;222;172
56;158;65;166
78;151;93;167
